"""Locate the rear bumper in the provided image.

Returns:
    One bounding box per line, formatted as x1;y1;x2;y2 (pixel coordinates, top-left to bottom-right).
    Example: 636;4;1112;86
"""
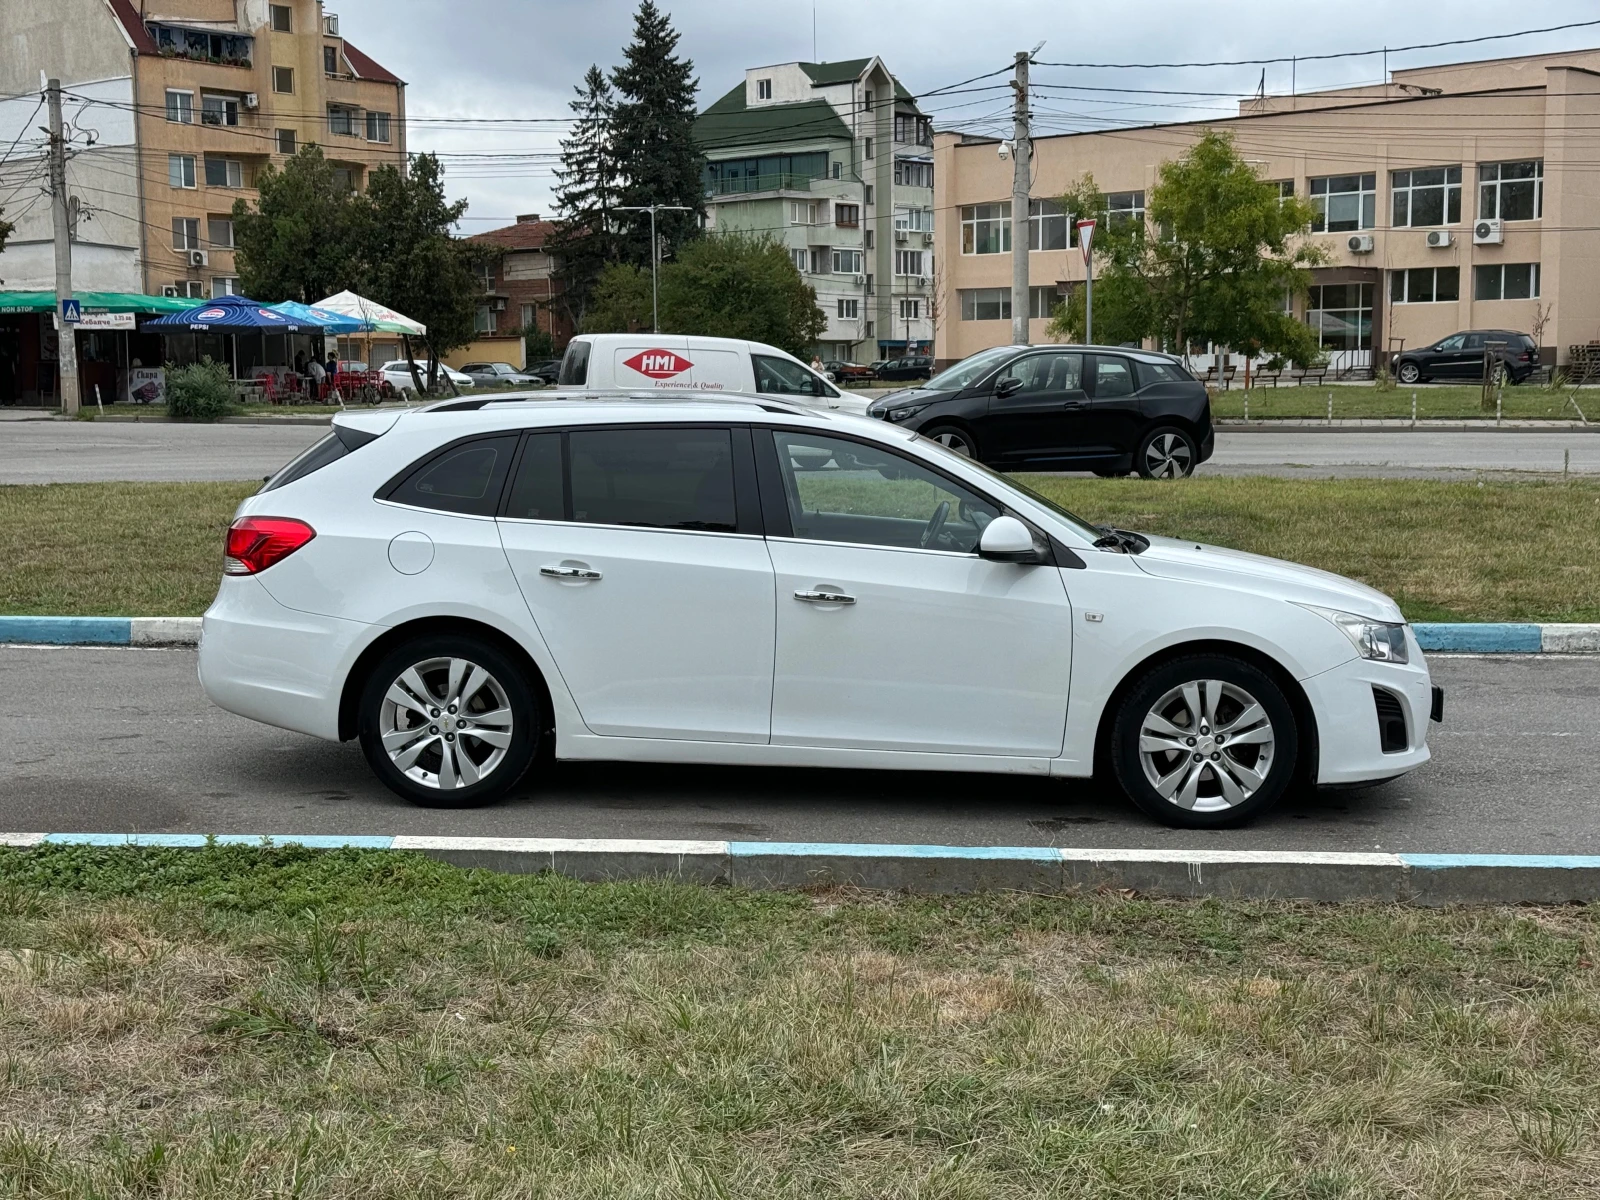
198;576;376;741
1300;652;1434;785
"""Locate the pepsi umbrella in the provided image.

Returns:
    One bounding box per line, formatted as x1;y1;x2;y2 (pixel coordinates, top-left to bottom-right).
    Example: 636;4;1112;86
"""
267;300;368;334
143;293;319;332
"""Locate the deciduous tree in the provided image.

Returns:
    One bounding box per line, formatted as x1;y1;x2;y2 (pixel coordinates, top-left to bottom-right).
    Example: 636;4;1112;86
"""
231;147;362;303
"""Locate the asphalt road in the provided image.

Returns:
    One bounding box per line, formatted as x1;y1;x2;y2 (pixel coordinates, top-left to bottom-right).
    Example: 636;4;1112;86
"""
2;647;1594;854
6;419;1600;484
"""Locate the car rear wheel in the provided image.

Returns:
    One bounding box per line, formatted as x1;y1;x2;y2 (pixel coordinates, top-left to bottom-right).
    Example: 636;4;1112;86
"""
358;634;540;808
923;424;978;459
1136;426;1197;479
1110;654;1299;828
1396;361;1422;385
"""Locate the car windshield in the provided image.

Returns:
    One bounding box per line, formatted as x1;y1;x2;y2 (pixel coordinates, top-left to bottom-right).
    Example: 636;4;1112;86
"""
924;345;1017;392
914;435;1103;543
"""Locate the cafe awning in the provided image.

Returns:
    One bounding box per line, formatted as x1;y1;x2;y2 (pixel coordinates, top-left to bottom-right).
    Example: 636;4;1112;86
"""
0;291;205;315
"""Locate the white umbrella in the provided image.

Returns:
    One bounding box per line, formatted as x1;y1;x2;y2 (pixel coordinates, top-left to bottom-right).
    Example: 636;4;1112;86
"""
312;290;426;335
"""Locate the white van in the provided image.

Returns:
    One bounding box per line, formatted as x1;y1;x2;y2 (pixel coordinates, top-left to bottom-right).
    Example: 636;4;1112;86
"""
555;334;867;413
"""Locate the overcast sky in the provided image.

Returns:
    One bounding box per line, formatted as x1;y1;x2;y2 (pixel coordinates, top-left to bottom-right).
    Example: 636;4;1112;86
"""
327;0;1600;231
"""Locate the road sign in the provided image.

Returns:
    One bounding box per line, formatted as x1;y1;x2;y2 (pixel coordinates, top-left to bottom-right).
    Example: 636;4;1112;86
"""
1076;219;1096;267
59;297;81;324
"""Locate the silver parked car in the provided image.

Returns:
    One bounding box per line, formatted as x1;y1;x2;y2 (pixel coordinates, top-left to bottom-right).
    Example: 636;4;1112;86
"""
461;362;541;387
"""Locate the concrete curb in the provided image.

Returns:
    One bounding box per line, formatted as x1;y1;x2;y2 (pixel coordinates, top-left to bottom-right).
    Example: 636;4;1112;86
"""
5;833;1600;904
4;616;1596;654
1215;419;1595;431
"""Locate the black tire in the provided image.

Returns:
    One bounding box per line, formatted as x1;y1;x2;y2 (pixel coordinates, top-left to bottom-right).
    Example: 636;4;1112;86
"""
922;423;979;459
358;633;540;808
1396;361;1422;385
1110;653;1299;829
1135;426;1197;479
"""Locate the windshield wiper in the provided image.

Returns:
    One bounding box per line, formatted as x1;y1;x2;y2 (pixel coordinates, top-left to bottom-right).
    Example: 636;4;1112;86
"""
1093;525;1149;554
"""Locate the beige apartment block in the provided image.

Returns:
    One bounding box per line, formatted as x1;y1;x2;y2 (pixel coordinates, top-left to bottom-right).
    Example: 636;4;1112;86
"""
934;48;1600;371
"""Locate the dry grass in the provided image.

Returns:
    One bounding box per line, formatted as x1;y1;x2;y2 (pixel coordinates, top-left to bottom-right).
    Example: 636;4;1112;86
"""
0;846;1598;1197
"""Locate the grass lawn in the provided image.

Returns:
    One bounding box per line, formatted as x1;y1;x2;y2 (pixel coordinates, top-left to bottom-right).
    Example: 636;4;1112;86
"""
1;846;1597;1197
1209;383;1594;421
3;477;1599;622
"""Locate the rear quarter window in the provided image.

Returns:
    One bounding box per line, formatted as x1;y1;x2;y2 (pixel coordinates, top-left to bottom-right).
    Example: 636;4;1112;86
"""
1136;360;1191;386
382;435;518;516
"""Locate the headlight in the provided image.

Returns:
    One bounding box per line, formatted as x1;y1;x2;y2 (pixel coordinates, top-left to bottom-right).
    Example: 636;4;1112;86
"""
1299;605;1409;663
886;403;929;422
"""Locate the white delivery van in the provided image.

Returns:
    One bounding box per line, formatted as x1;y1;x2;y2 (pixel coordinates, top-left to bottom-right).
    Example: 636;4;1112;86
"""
555;334;867;413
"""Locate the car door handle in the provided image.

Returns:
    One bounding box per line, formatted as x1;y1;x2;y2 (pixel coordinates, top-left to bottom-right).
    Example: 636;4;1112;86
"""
540;565;602;581
794;588;854;605
1061;400;1087;410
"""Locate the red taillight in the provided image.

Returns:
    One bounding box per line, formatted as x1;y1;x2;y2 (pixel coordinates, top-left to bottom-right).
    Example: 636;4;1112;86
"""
224;516;316;575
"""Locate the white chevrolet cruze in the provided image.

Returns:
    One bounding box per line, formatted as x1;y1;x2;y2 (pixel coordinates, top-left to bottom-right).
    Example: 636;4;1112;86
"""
199;392;1439;828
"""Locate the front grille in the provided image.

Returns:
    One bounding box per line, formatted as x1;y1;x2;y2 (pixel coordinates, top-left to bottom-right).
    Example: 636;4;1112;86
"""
1373;687;1408;753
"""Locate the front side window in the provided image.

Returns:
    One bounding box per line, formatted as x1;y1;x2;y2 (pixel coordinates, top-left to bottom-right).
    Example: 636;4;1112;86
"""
168;154;196;189
1474;262;1541;300
1479;160;1543;221
959;287;1011;321
1029;199;1068;251
569;428;737;532
960;202;1011;254
754;354;824;397
1390;266;1460;304
386;435;518;516
1309;174;1376;232
165;90;193;124
770;431;1000;554
996;351;1082;394
1392;166;1461;227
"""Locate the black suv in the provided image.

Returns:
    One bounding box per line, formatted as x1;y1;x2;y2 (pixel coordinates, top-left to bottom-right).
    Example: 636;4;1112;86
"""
866;344;1214;479
1391;330;1539;385
876;355;934;382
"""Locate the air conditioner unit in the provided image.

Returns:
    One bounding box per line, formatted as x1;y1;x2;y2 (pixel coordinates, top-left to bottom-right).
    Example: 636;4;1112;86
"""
919;231;933;245
1425;229;1454;249
1346;234;1374;254
853;273;866;284
894;229;908;242
243;93;258;110
490;297;506;312
1473;218;1504;245
162;285;181;298
917;276;928;287
188;249;208;267
323;14;340;36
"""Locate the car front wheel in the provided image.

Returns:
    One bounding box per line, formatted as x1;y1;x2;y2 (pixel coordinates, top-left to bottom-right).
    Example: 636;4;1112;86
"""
1136;426;1197;479
358;634;540;808
1396;361;1421;385
1110;654;1299;828
922;424;978;459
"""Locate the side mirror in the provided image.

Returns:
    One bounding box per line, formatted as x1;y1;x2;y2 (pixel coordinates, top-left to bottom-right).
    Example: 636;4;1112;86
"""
995;376;1024;398
979;515;1046;564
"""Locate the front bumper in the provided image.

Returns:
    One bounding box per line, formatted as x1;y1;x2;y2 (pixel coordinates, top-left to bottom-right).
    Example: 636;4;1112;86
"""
1299;651;1435;785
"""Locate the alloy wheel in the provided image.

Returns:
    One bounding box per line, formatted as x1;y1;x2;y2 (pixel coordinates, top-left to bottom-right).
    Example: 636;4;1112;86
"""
1397;363;1420;384
1144;433;1193;478
1137;679;1276;812
379;656;514;790
931;430;974;457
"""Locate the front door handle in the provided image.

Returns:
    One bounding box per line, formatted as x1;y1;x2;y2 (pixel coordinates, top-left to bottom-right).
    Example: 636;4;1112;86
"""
540;565;602;581
1061;400;1086;410
795;588;854;605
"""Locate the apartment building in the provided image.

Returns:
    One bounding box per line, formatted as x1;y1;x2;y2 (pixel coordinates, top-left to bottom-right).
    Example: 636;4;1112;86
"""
934;47;1600;370
695;58;935;362
447;213;574;369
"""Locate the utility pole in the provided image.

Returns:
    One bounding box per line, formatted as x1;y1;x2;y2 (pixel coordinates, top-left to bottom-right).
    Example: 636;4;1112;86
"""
1009;51;1031;345
615;203;691;333
46;79;80;415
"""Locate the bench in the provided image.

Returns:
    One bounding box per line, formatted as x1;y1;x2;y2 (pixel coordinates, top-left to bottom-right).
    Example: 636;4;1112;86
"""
1291;366;1327;387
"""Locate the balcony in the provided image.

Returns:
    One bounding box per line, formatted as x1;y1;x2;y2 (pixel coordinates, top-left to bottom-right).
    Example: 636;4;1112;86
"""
705;171;823;197
148;24;255;69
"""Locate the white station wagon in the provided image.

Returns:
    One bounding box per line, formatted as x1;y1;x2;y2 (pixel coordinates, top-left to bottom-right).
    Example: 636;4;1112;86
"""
199;391;1439;828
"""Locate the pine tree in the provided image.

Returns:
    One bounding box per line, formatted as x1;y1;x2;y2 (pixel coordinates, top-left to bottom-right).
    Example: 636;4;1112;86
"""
550;65;618;328
609;0;704;270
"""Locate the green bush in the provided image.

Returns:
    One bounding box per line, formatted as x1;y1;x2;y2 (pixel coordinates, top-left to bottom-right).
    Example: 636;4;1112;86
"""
165;358;233;421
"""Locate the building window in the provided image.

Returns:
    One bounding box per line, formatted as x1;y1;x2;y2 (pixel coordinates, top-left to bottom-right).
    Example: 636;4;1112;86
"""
959;287;1011;321
703;152;829;195
863;137;873;160
276;128;297;155
211;276;241;297
835;203;860;227
328;105;358;136
165;90;194;124
1309;174;1376;232
893;206;933;232
863;184;873;205
366;111;391;143
831;248;863;274
1105;190;1146;227
205;157;244;188
809;247;830;274
174;280;205;298
898;298;920;320
1479;160;1543;221
1392;167;1461;227
474;305;497;334
168;154;196;189
1473;262;1541;300
864;230;874;249
1390;266;1460;304
893;114;932;145
791;248;808;273
1029;199;1068;251
894;249;924;277
171;218;200;251
201;94;239;127
331;166;355;192
831;160;842;180
1276;180;1295;202
864;90;874;111
960;202;1011;254
1306;283;1373;349
788;200;817;225
521;303;537;331
757;78;772;100
324;46;339;75
838;298;859;319
1028;286;1059;319
272;66;294;94
270;4;292;31
893;159;933;188
864;273;873;294
207;216;235;249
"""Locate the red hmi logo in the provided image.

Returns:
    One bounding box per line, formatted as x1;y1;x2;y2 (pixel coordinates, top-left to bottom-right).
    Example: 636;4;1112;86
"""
623;349;692;379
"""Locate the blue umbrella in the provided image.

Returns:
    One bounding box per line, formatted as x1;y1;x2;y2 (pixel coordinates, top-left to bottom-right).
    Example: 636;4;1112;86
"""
267;300;369;334
144;293;320;332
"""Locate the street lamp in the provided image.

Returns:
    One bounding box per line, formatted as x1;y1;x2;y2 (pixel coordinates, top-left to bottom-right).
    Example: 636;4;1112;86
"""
614;203;692;333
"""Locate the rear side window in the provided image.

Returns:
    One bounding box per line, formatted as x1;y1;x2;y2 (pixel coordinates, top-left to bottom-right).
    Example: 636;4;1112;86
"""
569;428;737;532
260;423;379;492
384;435;517;516
1090;356;1136;398
503;433;563;520
557;340;590;386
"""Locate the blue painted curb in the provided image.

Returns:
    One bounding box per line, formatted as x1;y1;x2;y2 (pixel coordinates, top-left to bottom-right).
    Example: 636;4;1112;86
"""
1413;623;1542;653
0;616;131;645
